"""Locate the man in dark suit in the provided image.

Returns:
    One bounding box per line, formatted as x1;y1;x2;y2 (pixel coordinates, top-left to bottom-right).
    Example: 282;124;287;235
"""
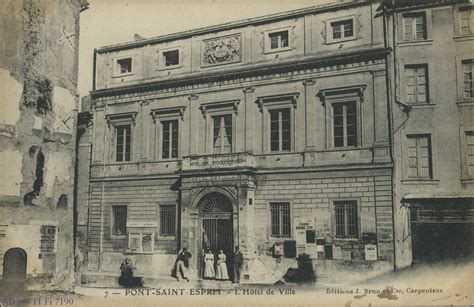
232;246;244;283
175;248;192;282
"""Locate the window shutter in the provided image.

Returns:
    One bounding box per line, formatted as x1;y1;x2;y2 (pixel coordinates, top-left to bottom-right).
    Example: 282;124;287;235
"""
407;137;418;177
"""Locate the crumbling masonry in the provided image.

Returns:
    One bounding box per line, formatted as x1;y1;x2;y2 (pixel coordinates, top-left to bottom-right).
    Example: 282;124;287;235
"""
0;0;88;292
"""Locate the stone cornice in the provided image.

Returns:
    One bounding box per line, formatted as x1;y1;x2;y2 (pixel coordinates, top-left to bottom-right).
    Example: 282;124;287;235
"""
91;47;390;105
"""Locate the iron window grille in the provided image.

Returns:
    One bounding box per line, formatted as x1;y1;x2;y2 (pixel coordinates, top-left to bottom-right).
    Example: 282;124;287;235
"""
112;205;127;236
270;202;291;238
159;205;176;237
334;200;358;239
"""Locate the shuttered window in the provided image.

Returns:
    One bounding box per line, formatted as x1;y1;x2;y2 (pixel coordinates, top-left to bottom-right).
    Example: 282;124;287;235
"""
334;201;358;239
159;205;176;236
403;13;427;41
213;115;232;154
460;9;472;35
407;135;433;179
466;132;474;178
162;120;178;159
270;202;290;238
405;65;429;104
270;108;291;152
112;205;127;236
116;125;131;162
463;60;473;99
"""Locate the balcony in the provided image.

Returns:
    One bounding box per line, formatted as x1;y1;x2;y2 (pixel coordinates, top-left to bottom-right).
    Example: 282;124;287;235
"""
181;152;256;172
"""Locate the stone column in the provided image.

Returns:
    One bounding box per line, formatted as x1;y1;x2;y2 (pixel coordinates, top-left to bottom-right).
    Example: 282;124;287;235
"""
371;70;391;163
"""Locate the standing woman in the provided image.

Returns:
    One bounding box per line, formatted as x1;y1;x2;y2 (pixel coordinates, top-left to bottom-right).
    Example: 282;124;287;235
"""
203;249;215;279
215;249;229;280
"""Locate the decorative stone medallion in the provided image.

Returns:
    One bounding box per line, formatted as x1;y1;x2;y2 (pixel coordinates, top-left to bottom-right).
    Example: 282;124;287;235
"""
202;34;241;67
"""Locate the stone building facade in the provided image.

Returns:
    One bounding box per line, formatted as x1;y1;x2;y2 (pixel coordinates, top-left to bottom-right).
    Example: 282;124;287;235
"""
380;0;474;268
0;0;88;292
79;1;395;284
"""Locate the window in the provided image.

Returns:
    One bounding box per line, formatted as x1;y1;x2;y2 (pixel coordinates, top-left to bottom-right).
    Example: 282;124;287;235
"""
333;102;357;148
161;120;178;159
112;205;127;236
270;202;290;238
463;60;473;99
460;8;473;35
465;132;474;178
407;135;433;179
159;205;176;236
116;125;131;162
269;30;289;50
405;64;429;104
403;13;427;41
331;19;354;40
270;108;291;152
334;201;358;239
163;50;179;67
317;85;365;149
213;115;232;154
117;58;132;74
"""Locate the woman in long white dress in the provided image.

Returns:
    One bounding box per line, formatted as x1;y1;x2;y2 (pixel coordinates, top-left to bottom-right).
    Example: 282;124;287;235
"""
203;249;215;279
215;249;229;280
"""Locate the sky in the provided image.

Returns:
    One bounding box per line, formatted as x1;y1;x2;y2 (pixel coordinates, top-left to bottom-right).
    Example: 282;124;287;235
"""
77;0;334;98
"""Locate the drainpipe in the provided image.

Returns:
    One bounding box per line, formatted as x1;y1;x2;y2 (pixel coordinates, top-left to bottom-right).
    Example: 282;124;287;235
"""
382;0;398;271
99;102;108;271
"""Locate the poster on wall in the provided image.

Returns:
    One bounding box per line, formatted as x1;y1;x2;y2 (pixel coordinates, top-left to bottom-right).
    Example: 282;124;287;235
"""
40;225;57;254
293;217;315;255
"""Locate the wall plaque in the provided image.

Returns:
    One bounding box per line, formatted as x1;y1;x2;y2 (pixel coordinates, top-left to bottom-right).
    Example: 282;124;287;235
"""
202;34;241;67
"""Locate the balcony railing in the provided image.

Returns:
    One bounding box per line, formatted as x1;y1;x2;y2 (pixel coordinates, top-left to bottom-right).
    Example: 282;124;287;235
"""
181;152;256;171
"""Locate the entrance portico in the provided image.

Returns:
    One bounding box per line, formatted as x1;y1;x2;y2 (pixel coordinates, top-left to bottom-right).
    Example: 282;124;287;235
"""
179;161;257;280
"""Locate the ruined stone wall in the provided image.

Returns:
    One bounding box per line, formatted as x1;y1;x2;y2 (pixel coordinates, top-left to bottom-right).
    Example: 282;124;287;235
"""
0;0;87;290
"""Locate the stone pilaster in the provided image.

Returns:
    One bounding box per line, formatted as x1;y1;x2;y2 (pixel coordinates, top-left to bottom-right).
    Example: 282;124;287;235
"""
243;87;255;152
371;70;391;163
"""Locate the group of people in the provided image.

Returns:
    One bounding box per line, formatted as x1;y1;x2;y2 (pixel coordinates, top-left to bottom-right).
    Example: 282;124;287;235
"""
173;247;244;283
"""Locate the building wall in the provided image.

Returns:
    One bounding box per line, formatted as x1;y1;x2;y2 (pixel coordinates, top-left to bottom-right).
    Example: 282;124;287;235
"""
80;1;395;284
0;0;87;290
387;2;474;268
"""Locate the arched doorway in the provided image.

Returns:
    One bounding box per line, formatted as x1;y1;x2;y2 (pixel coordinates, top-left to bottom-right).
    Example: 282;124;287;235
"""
3;248;27;280
198;192;234;279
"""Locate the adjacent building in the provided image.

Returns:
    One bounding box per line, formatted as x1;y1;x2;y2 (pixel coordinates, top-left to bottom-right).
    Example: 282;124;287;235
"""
0;0;88;292
78;0;395;284
380;0;474;268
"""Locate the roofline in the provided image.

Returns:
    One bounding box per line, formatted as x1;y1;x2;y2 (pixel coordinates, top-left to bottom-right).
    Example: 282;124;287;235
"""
95;0;378;53
377;0;470;11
